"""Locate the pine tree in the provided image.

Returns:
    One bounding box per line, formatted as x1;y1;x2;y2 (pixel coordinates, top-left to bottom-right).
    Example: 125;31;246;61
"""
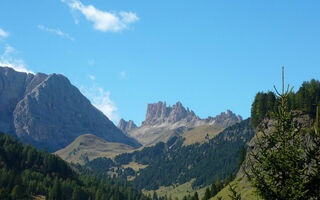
202;187;211;200
10;185;25;199
48;177;62;200
245;67;309;200
228;183;241;200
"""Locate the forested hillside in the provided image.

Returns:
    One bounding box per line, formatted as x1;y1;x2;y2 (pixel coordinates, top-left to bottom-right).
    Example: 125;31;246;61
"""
85;119;254;191
0;131;149;200
251;79;320;128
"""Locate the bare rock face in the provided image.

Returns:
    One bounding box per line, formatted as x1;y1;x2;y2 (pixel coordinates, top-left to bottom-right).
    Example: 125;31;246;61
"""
205;110;243;127
0;67;33;133
0;66;140;152
127;101;242;145
118;119;137;133
142;101;198;126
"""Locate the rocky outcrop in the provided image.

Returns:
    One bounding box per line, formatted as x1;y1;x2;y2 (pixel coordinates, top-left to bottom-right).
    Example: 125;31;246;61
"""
118;119;137;133
0;66;140;152
237;111;313;179
142;101;198;126
205;110;243;127
127;101;242;145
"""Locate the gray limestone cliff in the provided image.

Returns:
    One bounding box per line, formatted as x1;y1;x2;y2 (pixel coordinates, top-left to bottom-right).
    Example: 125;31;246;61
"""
142;101;199;126
0;66;140;152
118;119;138;133
127;101;242;145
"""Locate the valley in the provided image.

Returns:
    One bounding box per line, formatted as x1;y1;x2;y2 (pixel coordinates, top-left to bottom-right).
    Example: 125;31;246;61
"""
0;66;319;200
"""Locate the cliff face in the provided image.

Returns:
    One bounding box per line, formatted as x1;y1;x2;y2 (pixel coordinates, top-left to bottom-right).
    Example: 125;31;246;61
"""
126;101;242;145
0;66;140;152
142;101;198;126
118;119;137;133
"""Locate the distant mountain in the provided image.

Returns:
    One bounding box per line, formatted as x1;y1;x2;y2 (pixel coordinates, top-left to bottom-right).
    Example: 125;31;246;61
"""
55;134;135;165
0;66;140;152
124;101;242;145
118;119;138;133
142;101;199;126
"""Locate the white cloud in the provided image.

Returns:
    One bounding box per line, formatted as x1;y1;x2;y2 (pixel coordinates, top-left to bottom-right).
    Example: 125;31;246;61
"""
119;12;139;24
62;0;139;32
0;45;34;74
0;28;9;38
81;85;120;123
38;25;75;40
88;74;95;80
120;71;126;79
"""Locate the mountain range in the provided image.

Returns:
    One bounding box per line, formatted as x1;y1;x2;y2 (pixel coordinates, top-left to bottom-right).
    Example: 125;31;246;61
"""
0;66;140;152
118;101;242;145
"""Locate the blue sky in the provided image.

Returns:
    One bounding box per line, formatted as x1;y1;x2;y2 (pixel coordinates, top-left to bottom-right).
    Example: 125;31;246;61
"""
1;0;320;126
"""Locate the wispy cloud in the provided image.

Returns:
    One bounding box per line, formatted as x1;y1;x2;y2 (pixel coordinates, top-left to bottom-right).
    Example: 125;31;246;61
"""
38;25;75;40
0;28;9;38
81;85;120;123
62;0;139;32
88;74;95;80
0;45;34;74
120;71;126;79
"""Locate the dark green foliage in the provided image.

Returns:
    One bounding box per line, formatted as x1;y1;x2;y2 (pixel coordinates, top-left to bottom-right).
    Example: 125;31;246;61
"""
246;81;320;200
228;184;241;200
251;91;277;128
86;120;254;191
238;146;246;170
10;185;27;200
202;187;210;200
304;104;320;198
84;157;115;173
190;192;199;200
0;131;150;200
48;177;62;200
295;79;320;115
251;79;320;128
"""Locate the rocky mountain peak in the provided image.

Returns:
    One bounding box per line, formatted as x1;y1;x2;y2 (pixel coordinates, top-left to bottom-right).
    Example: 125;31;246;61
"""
206;110;243;127
142;101;197;126
126;100;243;146
0;66;141;152
118;119;138;133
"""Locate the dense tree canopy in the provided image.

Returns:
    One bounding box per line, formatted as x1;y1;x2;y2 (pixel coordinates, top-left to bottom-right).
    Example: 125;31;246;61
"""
251;79;320;128
0;131;149;200
246;80;320;200
85;120;254;191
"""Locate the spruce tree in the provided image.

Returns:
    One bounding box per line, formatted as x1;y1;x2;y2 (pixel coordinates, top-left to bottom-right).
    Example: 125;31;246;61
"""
228;183;241;200
202;187;211;200
245;67;310;200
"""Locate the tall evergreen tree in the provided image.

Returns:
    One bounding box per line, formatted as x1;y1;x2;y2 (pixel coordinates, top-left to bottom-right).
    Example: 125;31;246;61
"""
48;177;62;200
245;67;319;200
202;187;211;200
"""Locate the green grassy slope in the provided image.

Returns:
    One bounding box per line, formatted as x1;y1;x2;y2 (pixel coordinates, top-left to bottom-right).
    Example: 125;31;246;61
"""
55;134;135;164
210;177;262;200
